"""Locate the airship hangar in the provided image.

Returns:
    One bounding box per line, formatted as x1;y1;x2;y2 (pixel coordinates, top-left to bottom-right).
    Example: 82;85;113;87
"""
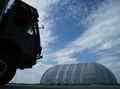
2;63;120;89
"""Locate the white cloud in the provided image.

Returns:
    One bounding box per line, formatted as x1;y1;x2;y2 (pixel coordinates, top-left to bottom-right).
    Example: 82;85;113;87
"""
51;0;120;83
12;0;120;83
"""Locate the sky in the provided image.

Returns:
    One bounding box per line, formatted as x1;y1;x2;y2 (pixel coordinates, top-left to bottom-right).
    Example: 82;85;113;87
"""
10;0;120;83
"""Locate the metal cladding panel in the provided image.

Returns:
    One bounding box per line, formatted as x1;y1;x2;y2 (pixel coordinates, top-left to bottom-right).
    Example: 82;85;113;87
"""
40;63;117;85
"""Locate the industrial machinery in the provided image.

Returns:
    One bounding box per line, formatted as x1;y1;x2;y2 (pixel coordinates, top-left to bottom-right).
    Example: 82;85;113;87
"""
0;0;42;85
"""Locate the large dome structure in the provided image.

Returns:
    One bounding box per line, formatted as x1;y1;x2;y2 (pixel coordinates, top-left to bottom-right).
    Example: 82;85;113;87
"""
40;63;117;85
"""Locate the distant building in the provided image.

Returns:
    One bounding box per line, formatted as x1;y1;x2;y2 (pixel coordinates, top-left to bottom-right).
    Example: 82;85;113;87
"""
40;63;117;85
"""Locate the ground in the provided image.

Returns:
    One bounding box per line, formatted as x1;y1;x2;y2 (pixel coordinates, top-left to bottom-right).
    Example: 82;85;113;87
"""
0;84;120;89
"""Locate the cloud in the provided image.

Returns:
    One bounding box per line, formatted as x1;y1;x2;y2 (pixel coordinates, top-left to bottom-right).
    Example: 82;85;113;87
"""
12;0;120;83
50;0;120;83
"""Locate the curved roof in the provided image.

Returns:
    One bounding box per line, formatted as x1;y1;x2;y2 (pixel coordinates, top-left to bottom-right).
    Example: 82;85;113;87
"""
40;63;117;85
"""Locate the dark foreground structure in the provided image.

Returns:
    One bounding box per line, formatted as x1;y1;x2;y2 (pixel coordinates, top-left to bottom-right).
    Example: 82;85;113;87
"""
0;0;42;85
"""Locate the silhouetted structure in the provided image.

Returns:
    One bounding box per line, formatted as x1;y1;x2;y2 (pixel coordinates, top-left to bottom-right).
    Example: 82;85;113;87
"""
40;63;117;85
0;0;42;85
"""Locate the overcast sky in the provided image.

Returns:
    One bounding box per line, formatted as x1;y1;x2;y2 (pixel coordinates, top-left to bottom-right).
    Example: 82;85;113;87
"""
11;0;120;83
